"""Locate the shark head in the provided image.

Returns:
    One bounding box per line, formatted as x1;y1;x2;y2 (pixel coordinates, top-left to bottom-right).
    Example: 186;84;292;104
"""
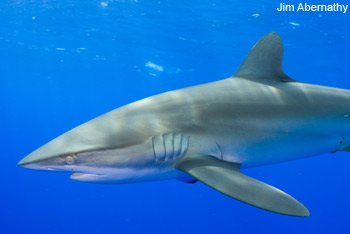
17;104;190;183
17;111;127;170
17;107;182;183
17;135;166;183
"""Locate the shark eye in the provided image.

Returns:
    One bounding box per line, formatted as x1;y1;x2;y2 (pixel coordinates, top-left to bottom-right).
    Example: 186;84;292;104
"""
65;155;75;165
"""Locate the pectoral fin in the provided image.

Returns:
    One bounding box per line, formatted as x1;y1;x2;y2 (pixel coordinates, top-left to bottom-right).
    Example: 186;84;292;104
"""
175;156;309;217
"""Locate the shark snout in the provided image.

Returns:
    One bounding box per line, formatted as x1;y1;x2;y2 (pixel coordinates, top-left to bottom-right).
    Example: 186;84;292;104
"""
17;149;69;172
18;156;48;170
18;154;73;172
17;160;46;170
18;156;38;168
17;159;25;167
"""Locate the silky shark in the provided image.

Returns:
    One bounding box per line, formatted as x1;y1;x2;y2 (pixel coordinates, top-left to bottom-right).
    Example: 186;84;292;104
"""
18;32;350;217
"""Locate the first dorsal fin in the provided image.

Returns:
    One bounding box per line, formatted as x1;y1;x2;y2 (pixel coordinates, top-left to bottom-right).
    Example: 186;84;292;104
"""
234;32;296;82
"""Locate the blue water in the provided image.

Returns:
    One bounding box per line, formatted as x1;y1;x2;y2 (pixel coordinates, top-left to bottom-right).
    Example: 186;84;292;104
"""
2;0;350;233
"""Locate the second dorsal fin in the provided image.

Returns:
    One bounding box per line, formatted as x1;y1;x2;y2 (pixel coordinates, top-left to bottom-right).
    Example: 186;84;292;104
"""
233;32;296;83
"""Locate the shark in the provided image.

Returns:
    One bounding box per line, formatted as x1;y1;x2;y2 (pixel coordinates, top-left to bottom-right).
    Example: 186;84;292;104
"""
18;32;350;217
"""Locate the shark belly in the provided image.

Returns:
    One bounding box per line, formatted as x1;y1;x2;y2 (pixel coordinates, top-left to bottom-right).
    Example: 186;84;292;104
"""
70;167;182;183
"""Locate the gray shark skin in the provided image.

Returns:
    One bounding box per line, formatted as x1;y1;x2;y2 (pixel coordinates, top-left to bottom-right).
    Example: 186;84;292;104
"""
18;32;350;217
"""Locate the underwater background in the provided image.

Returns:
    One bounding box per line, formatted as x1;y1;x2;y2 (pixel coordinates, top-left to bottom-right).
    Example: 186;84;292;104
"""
1;0;350;233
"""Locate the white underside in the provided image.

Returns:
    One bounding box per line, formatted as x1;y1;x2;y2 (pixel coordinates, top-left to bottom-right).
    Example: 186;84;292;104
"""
70;167;180;183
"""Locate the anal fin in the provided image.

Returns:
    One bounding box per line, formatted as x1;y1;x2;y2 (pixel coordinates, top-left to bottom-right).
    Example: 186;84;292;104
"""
175;156;309;217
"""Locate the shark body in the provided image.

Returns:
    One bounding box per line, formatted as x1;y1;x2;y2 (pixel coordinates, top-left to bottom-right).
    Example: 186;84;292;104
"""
18;32;350;217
